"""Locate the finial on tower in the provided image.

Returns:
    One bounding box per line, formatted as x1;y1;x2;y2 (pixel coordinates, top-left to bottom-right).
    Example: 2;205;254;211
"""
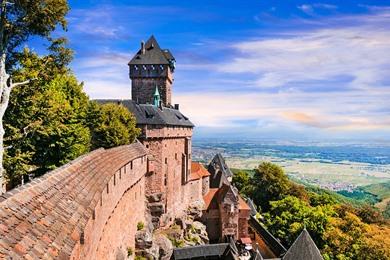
129;36;175;106
153;86;161;107
141;41;145;54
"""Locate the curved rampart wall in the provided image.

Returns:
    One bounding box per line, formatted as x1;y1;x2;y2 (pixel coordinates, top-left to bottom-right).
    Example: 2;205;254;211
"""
0;142;148;260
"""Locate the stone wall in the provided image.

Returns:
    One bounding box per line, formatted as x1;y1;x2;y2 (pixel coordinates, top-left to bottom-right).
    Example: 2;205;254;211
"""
202;177;210;196
130;66;174;106
72;156;148;259
185;178;203;204
238;213;250;239
202;210;221;242
141;125;193;227
0;143;149;260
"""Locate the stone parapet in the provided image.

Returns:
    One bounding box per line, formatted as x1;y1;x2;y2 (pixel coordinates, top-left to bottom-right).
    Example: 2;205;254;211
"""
0;142;148;260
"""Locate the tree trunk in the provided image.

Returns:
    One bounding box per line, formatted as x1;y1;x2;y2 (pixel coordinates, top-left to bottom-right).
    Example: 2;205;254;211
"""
0;0;6;194
0;1;33;194
0;52;8;194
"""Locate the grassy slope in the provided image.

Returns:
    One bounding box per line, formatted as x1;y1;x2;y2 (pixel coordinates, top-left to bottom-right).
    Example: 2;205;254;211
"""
361;182;390;211
362;182;390;200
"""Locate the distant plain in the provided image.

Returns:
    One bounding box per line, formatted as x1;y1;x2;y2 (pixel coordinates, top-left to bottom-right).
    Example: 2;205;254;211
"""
193;139;390;208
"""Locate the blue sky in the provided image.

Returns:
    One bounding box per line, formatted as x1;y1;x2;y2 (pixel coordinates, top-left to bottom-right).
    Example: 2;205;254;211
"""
31;0;390;141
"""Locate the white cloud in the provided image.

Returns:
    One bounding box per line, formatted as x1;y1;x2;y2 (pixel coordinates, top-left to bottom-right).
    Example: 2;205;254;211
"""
298;4;314;15
298;3;338;15
175;89;390;138
219;25;390;91
70;7;390;139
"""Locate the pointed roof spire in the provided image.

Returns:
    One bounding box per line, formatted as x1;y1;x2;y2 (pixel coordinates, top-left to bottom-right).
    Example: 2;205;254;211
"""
128;35;175;65
153;86;161;107
154;86;160;96
283;229;323;260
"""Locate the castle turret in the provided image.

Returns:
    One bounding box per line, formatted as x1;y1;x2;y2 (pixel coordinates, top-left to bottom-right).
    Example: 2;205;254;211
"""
128;35;175;106
153;86;161;107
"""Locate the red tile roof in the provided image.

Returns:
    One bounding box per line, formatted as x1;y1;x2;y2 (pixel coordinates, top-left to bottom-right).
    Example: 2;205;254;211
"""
240;237;252;245
203;185;251;211
189;162;211;181
203;188;219;209
238;196;251;211
0;142;147;259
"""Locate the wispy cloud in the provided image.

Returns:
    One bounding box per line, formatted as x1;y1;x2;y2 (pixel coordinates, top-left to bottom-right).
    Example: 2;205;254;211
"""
65;3;390;140
176;89;390;137
219;24;390;91
298;3;338;15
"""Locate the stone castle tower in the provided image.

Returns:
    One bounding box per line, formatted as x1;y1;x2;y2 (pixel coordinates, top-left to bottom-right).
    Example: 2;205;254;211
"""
126;36;194;227
128;35;176;106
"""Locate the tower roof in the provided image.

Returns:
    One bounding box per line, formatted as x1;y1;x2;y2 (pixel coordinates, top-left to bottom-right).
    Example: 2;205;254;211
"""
283;229;323;260
128;35;175;65
95;99;194;127
154;86;160;96
247;198;258;216
153;86;161;107
208;153;233;188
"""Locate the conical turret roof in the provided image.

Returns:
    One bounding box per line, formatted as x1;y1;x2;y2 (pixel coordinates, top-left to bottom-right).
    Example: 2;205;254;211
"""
283;229;323;260
128;35;175;65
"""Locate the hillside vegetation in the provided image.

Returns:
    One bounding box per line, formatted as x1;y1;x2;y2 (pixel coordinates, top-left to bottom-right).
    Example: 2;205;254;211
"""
361;182;390;218
4;45;140;190
232;163;390;260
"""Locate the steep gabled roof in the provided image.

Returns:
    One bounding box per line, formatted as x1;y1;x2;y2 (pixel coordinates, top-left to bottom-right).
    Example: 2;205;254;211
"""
247;198;258;216
96;99;194;127
203;184;250;211
283;229;323;260
190;162;211;181
217;183;239;204
208;153;233;188
248;216;287;257
128;35;175;65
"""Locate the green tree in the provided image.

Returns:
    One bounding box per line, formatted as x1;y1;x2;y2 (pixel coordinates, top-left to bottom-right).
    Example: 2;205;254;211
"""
356;204;385;224
232;170;252;196
264;195;335;248
31;75;91;175
251;162;291;211
0;0;69;192
322;212;368;259
89;103;140;149
309;192;338;207
4;44;84;186
5;72;91;185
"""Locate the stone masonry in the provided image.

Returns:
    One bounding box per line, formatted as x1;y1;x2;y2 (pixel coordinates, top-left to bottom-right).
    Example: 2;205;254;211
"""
129;36;175;106
0;142;149;259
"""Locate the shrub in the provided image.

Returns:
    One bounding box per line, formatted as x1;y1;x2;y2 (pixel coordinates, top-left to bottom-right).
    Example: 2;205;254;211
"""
137;221;144;231
127;247;133;257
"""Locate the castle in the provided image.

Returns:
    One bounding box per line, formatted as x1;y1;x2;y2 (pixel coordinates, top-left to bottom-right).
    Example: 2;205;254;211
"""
0;36;322;260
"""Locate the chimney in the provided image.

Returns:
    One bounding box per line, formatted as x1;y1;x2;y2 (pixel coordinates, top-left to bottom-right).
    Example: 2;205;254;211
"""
141;41;145;54
174;104;180;110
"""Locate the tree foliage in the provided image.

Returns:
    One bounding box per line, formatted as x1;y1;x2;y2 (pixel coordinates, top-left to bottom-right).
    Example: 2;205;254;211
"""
2;0;69;65
89;102;140;149
4;46;140;188
232;161;390;259
265;195;335;248
232;169;251;196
